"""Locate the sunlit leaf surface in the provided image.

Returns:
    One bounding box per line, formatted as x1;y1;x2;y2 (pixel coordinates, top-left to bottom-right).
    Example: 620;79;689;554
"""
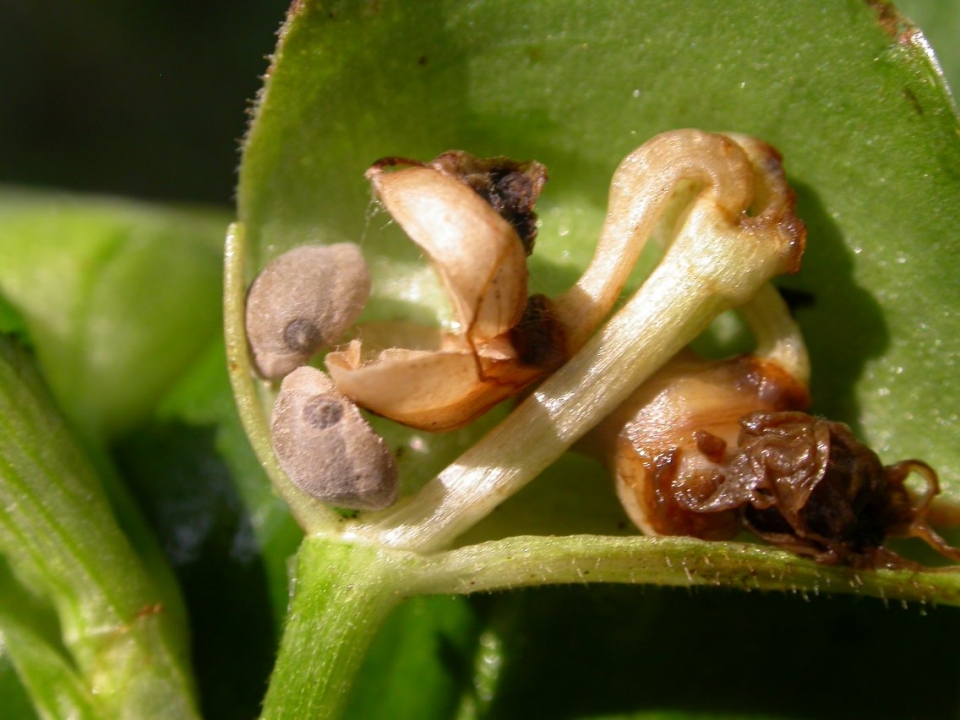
241;0;960;518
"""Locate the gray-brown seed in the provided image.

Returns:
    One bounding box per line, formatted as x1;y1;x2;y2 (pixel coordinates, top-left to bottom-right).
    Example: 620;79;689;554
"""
246;243;371;379
271;366;398;511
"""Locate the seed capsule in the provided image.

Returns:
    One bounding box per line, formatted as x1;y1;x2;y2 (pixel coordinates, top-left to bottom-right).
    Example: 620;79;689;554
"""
587;351;960;568
246;243;371;380
271;366;398;511
586;351;808;542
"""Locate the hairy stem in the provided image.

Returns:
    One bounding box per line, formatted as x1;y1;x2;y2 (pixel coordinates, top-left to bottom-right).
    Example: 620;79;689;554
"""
410;535;960;604
260;538;414;720
0;336;198;718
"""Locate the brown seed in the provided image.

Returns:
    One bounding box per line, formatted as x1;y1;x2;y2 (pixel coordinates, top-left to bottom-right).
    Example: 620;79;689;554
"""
271;366;398;511
246;243;371;380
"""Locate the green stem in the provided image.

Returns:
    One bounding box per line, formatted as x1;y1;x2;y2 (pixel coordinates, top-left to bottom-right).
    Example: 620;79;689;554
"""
0;558;99;720
0;336;198;718
413;535;960;606
260;537;416;720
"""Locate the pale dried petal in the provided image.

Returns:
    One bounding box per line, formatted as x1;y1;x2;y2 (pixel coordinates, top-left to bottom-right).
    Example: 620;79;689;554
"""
368;165;528;342
326;344;541;432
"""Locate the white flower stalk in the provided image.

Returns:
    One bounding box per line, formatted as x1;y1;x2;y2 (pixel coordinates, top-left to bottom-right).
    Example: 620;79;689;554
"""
345;130;806;552
551;131;801;354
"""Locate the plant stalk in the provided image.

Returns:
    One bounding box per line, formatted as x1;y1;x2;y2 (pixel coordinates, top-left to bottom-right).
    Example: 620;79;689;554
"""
260;537;414;720
0;335;199;718
224;222;344;535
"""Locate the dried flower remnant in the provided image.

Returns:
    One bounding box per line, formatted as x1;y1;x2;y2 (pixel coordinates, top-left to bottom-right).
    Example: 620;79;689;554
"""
706;411;959;567
326;152;564;431
271;366;398;511
427;150;547;253
550;131;805;353
587;289;960;568
329;131;803;434
246;243;371;380
346;133;810;552
585;349;809;541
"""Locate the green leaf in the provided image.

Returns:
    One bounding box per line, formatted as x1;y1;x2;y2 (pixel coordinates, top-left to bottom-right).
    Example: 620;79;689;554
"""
0;292;30;347
0;647;37;720
236;0;960;561
239;0;960;507
898;0;960;93
0;189;226;441
239;1;960;716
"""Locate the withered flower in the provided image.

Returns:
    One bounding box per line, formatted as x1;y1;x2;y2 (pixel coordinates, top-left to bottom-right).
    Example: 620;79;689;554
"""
707;411;958;566
585;347;809;542
345;132;811;551
329;131;803;434
233;129;957;564
585;284;960;568
326;152;563;431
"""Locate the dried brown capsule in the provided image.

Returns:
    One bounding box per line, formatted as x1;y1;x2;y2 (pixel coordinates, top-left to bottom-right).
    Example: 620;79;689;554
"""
271;366;398;511
246;243;370;380
586;351;809;541
426;150;548;254
588;351;960;568
696;411;959;567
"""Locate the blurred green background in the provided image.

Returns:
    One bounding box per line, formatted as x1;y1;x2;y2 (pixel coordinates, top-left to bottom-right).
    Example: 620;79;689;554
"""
0;1;955;207
0;1;288;205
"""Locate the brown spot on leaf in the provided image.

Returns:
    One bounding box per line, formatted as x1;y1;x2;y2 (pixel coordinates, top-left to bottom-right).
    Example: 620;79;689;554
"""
865;0;906;39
